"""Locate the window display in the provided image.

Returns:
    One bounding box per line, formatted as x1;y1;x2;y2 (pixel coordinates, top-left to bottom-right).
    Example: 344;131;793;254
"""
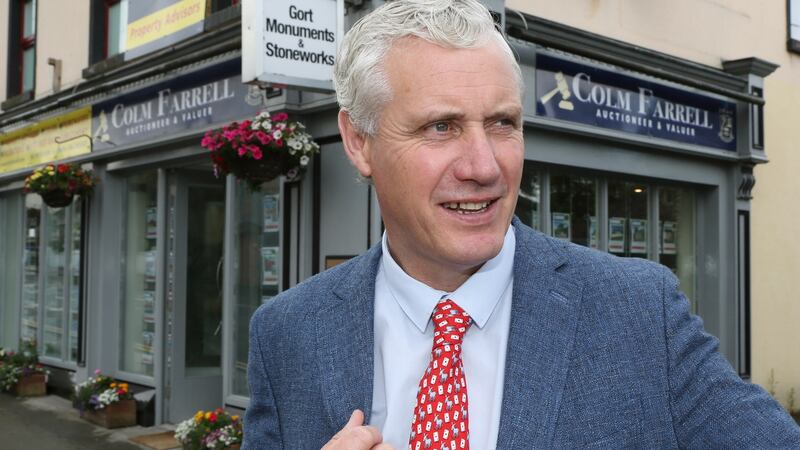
120;171;158;377
550;173;598;248
21;196;41;346
232;178;282;397
608;182;648;257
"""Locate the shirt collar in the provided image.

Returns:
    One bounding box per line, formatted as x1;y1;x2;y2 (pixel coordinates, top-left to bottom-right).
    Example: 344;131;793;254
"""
380;225;515;332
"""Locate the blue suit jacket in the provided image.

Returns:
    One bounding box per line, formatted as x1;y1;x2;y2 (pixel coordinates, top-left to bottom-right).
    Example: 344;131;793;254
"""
243;219;800;449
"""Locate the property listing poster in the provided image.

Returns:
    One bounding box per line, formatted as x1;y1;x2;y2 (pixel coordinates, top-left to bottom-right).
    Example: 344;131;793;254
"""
608;218;626;253
662;221;677;255
552;212;571;241
263;194;280;232
630;219;647;254
261;247;279;286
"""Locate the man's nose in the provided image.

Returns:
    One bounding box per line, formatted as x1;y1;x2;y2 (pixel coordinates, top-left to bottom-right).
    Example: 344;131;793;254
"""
452;127;502;185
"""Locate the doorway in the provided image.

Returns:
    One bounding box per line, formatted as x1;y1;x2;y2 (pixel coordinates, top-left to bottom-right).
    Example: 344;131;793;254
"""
164;166;226;423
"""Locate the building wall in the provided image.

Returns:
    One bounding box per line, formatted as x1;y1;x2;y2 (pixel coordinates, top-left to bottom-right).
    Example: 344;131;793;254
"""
508;0;800;409
35;0;90;97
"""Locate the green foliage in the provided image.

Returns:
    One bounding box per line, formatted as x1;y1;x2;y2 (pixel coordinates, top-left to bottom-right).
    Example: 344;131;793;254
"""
73;371;134;412
0;341;48;391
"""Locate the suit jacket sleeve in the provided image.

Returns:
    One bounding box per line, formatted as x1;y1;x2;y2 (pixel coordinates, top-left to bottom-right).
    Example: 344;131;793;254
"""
242;306;284;450
662;267;800;447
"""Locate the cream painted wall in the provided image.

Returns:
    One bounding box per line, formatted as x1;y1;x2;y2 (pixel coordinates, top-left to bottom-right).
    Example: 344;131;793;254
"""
34;0;90;97
508;0;800;409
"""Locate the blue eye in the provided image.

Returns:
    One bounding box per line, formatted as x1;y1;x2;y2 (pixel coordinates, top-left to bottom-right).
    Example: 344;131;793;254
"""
432;122;450;133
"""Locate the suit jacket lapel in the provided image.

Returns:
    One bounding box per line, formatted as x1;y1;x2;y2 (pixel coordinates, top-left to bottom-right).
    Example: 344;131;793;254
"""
496;222;583;449
316;245;382;432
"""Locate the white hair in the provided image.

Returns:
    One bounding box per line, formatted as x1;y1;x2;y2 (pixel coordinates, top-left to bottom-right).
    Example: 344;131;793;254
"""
333;0;522;136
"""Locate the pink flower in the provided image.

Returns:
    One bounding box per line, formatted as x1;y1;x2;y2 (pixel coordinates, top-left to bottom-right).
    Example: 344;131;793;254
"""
275;138;284;148
239;120;252;131
255;131;272;145
223;129;240;142
251;148;263;160
272;112;288;122
94;369;101;375
201;132;218;150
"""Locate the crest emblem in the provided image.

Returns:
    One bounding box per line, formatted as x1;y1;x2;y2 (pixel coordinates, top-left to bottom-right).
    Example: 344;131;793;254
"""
718;108;734;143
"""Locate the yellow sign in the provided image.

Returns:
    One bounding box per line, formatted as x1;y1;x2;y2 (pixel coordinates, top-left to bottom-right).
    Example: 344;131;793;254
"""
0;107;92;174
126;0;206;51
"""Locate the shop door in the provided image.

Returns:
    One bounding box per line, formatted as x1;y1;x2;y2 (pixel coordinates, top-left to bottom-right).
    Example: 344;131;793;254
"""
166;168;226;423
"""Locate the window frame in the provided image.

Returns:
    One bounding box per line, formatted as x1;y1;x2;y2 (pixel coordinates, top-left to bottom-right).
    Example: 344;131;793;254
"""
21;194;86;369
789;0;800;53
19;0;36;94
103;0;122;59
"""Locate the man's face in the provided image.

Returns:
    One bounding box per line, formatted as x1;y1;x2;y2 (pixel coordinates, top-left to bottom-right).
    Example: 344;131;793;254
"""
343;37;524;289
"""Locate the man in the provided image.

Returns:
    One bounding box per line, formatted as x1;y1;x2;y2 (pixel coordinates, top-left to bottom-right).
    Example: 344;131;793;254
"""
243;1;800;449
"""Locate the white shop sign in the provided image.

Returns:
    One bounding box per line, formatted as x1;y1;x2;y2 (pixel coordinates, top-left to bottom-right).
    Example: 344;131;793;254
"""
242;0;342;92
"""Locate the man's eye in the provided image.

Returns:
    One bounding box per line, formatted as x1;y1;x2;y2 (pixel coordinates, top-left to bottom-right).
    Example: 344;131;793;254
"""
495;118;516;128
431;122;450;133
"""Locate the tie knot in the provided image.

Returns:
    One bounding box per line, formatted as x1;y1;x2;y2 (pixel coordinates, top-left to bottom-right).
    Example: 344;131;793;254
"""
431;299;471;350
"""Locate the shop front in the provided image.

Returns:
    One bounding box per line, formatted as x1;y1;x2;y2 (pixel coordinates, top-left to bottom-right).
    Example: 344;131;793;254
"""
0;52;309;425
80;56;302;424
500;14;778;376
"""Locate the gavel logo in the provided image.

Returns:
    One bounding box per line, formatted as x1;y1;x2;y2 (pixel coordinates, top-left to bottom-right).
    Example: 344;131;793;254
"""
539;72;575;111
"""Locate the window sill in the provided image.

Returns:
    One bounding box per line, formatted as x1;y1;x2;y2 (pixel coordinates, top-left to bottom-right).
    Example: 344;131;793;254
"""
82;53;126;80
1;90;34;110
789;39;800;54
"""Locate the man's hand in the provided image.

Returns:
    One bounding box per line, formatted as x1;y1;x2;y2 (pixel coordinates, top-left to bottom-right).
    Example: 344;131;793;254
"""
321;410;395;450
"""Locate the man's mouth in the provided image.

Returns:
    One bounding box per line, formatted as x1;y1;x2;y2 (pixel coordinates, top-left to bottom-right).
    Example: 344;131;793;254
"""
442;200;495;214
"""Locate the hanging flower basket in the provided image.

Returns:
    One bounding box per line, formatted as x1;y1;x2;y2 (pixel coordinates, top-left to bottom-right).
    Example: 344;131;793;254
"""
201;111;320;191
24;163;95;208
40;189;76;207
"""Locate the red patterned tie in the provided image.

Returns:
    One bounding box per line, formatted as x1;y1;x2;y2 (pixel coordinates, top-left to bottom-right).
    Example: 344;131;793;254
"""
409;299;472;450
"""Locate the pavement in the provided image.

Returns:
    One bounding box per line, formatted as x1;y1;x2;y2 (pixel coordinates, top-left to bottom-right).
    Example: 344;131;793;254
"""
0;393;178;450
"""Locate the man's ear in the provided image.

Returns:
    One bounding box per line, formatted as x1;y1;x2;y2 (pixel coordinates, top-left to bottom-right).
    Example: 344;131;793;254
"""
338;110;372;178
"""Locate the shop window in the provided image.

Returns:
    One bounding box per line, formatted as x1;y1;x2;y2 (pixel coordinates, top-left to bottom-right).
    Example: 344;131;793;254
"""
790;0;800;53
89;0;128;63
6;0;37;96
19;194;84;363
120;171;158;377
0;194;24;349
550;173;598;249
659;187;696;311
518;164;699;311
515;165;541;231
230;178;282;398
608;181;649;257
21;196;41;346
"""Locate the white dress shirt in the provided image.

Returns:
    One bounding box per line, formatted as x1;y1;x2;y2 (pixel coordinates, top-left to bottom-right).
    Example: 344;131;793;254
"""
370;227;515;449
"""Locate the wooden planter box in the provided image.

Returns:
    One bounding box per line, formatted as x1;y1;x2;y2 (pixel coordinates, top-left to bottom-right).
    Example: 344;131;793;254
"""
14;373;46;397
83;399;137;429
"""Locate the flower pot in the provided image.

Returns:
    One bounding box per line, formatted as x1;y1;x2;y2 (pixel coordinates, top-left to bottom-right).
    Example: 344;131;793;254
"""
14;373;46;397
226;152;297;187
83;399;137;429
40;189;74;208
